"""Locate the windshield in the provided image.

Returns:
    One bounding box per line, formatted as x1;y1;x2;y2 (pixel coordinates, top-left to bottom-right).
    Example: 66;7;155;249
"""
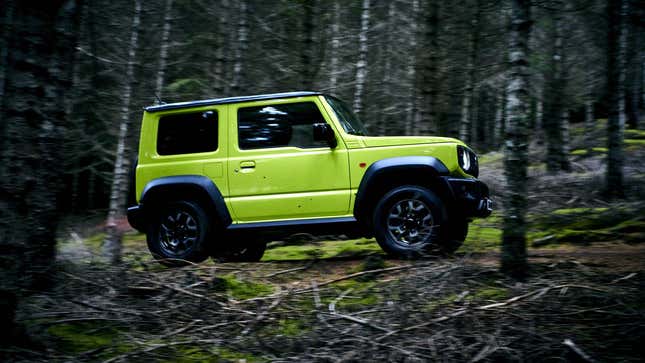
325;95;368;136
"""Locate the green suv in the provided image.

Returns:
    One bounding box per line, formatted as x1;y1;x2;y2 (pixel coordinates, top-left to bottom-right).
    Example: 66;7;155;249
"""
127;91;492;265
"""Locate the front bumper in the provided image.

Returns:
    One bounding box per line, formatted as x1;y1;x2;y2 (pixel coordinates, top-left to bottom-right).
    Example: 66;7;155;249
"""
445;177;493;218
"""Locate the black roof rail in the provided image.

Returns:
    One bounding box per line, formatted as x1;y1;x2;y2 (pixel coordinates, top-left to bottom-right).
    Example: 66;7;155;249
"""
144;91;322;113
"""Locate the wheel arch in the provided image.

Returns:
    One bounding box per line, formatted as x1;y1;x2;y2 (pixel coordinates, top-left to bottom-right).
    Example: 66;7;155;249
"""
353;156;454;229
139;175;232;228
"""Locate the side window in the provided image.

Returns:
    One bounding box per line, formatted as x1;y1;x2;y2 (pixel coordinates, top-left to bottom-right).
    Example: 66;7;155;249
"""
157;110;218;155
238;102;328;150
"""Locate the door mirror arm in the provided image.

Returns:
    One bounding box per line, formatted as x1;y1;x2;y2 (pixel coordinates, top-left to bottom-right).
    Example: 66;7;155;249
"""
313;123;338;148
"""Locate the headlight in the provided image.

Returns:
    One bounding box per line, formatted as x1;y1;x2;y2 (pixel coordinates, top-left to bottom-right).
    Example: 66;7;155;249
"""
457;145;479;177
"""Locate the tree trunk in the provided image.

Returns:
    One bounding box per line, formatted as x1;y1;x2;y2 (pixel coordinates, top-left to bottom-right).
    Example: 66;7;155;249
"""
352;0;370;118
155;0;173;100
103;0;142;264
501;0;532;279
606;0;628;196
584;99;594;154
213;0;229;97
0;0;14;149
301;0;315;89
544;5;570;173
418;0;439;136
232;0;248;95
377;1;396;136
405;0;421;136
328;0;340;92
493;87;505;149
0;0;76;343
459;0;481;143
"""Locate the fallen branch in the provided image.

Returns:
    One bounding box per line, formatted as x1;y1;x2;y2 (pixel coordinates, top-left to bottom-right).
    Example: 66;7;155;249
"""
563;338;596;363
326;312;392;333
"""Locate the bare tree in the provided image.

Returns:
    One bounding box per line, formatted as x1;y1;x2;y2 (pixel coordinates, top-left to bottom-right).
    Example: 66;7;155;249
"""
605;0;628;196
0;0;77;341
231;0;248;94
103;0;142;264
328;0;341;92
418;0;440;136
544;2;570;173
459;0;482;143
501;0;532;279
0;0;13;136
405;0;421;136
353;0;370;118
155;0;173;100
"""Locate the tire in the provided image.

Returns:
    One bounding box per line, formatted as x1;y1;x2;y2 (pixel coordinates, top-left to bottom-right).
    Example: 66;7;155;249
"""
372;185;447;259
147;200;211;266
440;219;468;254
215;240;267;262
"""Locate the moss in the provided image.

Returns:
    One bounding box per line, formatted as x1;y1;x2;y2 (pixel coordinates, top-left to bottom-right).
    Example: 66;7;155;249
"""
329;280;381;310
221;275;274;300
625;129;645;139
529;206;645;246
553;207;609;215
48;321;129;355
625;139;645;151
263;239;383;261
478;152;503;165
468;286;509;302
83;233;106;248
168;346;262;363
423;293;459;312
461;219;502;253
274;318;309;337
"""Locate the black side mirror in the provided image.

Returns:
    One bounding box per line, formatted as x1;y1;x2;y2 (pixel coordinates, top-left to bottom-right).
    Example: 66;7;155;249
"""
313;123;337;148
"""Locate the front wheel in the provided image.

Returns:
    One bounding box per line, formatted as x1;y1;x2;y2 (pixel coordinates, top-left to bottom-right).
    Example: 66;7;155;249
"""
147;200;211;266
372;185;447;259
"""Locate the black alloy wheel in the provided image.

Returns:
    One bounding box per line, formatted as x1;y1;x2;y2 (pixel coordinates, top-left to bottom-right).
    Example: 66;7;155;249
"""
147;200;210;266
373;185;446;258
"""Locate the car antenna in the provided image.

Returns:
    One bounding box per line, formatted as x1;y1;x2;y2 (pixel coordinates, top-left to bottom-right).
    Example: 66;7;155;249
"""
154;93;166;105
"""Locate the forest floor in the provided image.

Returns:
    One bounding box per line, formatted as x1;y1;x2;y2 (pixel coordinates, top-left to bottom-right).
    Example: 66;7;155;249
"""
5;120;645;362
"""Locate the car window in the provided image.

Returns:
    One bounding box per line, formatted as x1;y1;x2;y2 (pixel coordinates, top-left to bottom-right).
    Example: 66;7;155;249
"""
157;110;218;155
238;102;328;149
325;96;368;136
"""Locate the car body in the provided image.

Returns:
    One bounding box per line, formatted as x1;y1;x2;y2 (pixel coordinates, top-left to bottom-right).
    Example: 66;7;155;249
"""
127;91;492;264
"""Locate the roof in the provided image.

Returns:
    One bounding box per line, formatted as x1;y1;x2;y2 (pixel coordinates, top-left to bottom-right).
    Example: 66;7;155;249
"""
144;91;322;113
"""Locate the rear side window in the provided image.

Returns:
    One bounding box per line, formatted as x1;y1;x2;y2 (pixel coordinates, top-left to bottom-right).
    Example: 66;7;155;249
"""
238;102;327;150
157;110;218;155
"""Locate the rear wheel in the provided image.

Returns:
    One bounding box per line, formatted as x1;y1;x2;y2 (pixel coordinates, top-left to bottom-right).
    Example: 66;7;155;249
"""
372;185;447;258
147;200;211;266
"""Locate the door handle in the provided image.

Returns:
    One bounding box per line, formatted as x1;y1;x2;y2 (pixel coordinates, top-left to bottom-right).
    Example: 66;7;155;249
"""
240;161;256;169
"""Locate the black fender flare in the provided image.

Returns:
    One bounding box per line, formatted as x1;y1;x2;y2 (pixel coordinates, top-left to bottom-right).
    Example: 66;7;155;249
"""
353;156;453;228
139;175;232;228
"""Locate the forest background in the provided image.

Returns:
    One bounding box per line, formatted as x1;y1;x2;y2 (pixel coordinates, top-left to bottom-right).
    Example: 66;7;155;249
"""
0;0;644;361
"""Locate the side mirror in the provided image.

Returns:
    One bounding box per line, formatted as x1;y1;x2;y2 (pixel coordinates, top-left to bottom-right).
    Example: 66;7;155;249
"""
313;123;337;148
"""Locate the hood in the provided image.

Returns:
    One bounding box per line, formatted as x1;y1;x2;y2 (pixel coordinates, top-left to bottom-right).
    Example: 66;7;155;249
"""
361;135;463;148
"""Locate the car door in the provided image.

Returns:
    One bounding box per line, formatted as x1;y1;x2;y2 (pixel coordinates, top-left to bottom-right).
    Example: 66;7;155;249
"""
227;97;351;222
